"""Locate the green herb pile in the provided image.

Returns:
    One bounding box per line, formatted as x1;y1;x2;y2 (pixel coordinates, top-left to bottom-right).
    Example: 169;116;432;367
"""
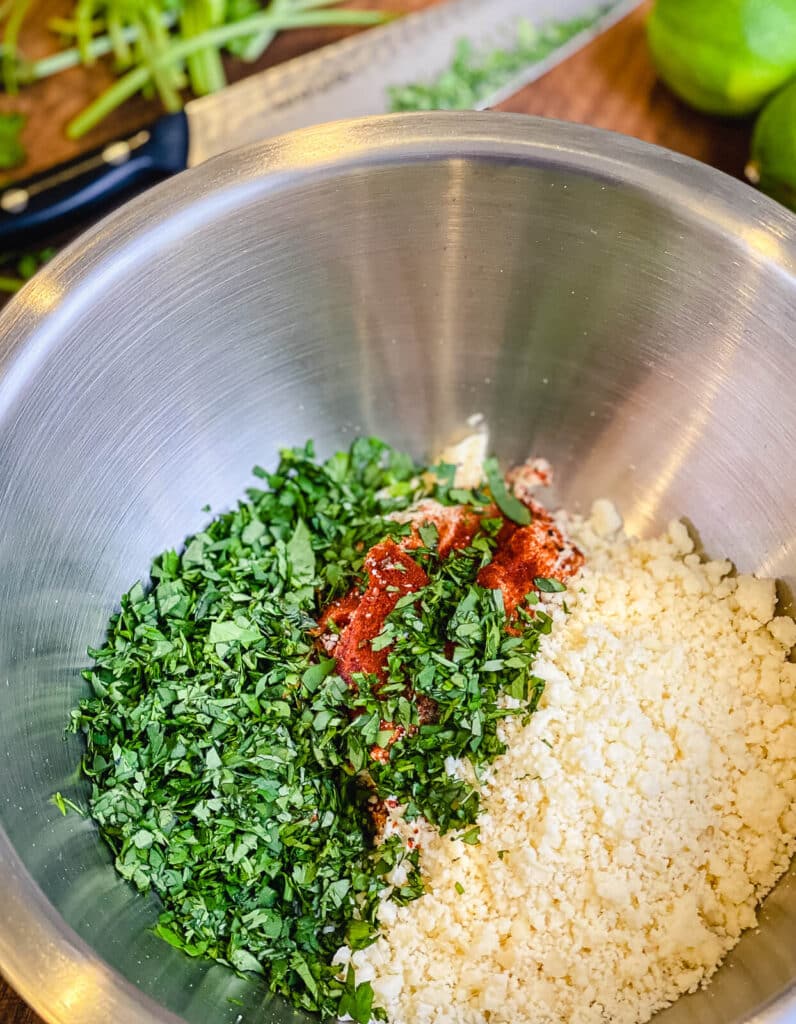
388;9;609;113
68;438;559;1020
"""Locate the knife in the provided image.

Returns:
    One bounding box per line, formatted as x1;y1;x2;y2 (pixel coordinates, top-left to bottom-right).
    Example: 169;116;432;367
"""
0;0;641;250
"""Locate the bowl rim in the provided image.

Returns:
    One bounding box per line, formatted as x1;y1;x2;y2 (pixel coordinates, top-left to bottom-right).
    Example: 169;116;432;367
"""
0;111;794;1024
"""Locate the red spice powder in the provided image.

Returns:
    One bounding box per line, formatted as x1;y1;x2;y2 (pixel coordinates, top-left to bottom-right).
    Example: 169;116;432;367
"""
331;538;428;690
316;590;362;649
397;499;487;558
477;501;584;617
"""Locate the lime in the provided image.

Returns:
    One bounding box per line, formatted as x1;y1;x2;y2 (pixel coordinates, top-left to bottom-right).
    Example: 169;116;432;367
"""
647;0;796;116
747;79;796;211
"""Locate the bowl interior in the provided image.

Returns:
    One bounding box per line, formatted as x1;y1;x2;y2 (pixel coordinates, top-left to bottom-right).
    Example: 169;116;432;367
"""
0;115;794;1024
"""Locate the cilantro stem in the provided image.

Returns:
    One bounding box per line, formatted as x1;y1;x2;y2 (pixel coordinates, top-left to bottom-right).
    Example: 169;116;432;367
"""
107;11;133;64
233;0;338;63
136;11;183;112
7;27;138;83
66;65;149;138
47;14;106;34
41;11;181;67
234;0;287;63
237;0;351;61
181;0;227;98
1;0;31;92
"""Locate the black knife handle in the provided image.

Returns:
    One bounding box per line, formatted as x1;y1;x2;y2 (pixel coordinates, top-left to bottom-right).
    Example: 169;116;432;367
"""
0;111;189;251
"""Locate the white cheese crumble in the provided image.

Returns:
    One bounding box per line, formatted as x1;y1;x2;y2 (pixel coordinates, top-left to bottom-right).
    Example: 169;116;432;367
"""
352;503;796;1024
437;432;488;489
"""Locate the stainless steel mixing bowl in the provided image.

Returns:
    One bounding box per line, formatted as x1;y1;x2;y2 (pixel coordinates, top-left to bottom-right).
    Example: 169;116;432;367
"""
0;113;794;1024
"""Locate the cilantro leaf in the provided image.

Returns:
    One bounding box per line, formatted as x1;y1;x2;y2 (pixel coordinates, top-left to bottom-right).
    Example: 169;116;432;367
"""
483;457;530;525
207;618;261;645
418;520;439;551
534;576;566;593
287;518;316;584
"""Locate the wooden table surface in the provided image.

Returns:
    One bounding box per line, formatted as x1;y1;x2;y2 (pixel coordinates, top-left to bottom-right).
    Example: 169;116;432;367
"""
0;1;754;1021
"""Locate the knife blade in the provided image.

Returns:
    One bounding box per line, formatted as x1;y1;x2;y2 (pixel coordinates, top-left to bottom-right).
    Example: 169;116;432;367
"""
0;0;642;249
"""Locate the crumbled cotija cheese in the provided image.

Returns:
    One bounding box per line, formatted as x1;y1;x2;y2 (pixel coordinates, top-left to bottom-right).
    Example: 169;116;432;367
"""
348;505;796;1024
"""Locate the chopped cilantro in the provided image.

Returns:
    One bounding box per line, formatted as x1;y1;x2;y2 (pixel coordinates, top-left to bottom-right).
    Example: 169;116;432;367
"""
388;10;610;113
69;438;557;1019
484;456;531;525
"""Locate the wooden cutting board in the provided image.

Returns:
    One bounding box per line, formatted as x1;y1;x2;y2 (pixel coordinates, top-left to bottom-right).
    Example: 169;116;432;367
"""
0;2;754;1021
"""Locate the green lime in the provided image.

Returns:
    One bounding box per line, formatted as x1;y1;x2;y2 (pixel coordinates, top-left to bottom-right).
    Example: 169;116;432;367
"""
647;0;796;116
747;79;796;211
